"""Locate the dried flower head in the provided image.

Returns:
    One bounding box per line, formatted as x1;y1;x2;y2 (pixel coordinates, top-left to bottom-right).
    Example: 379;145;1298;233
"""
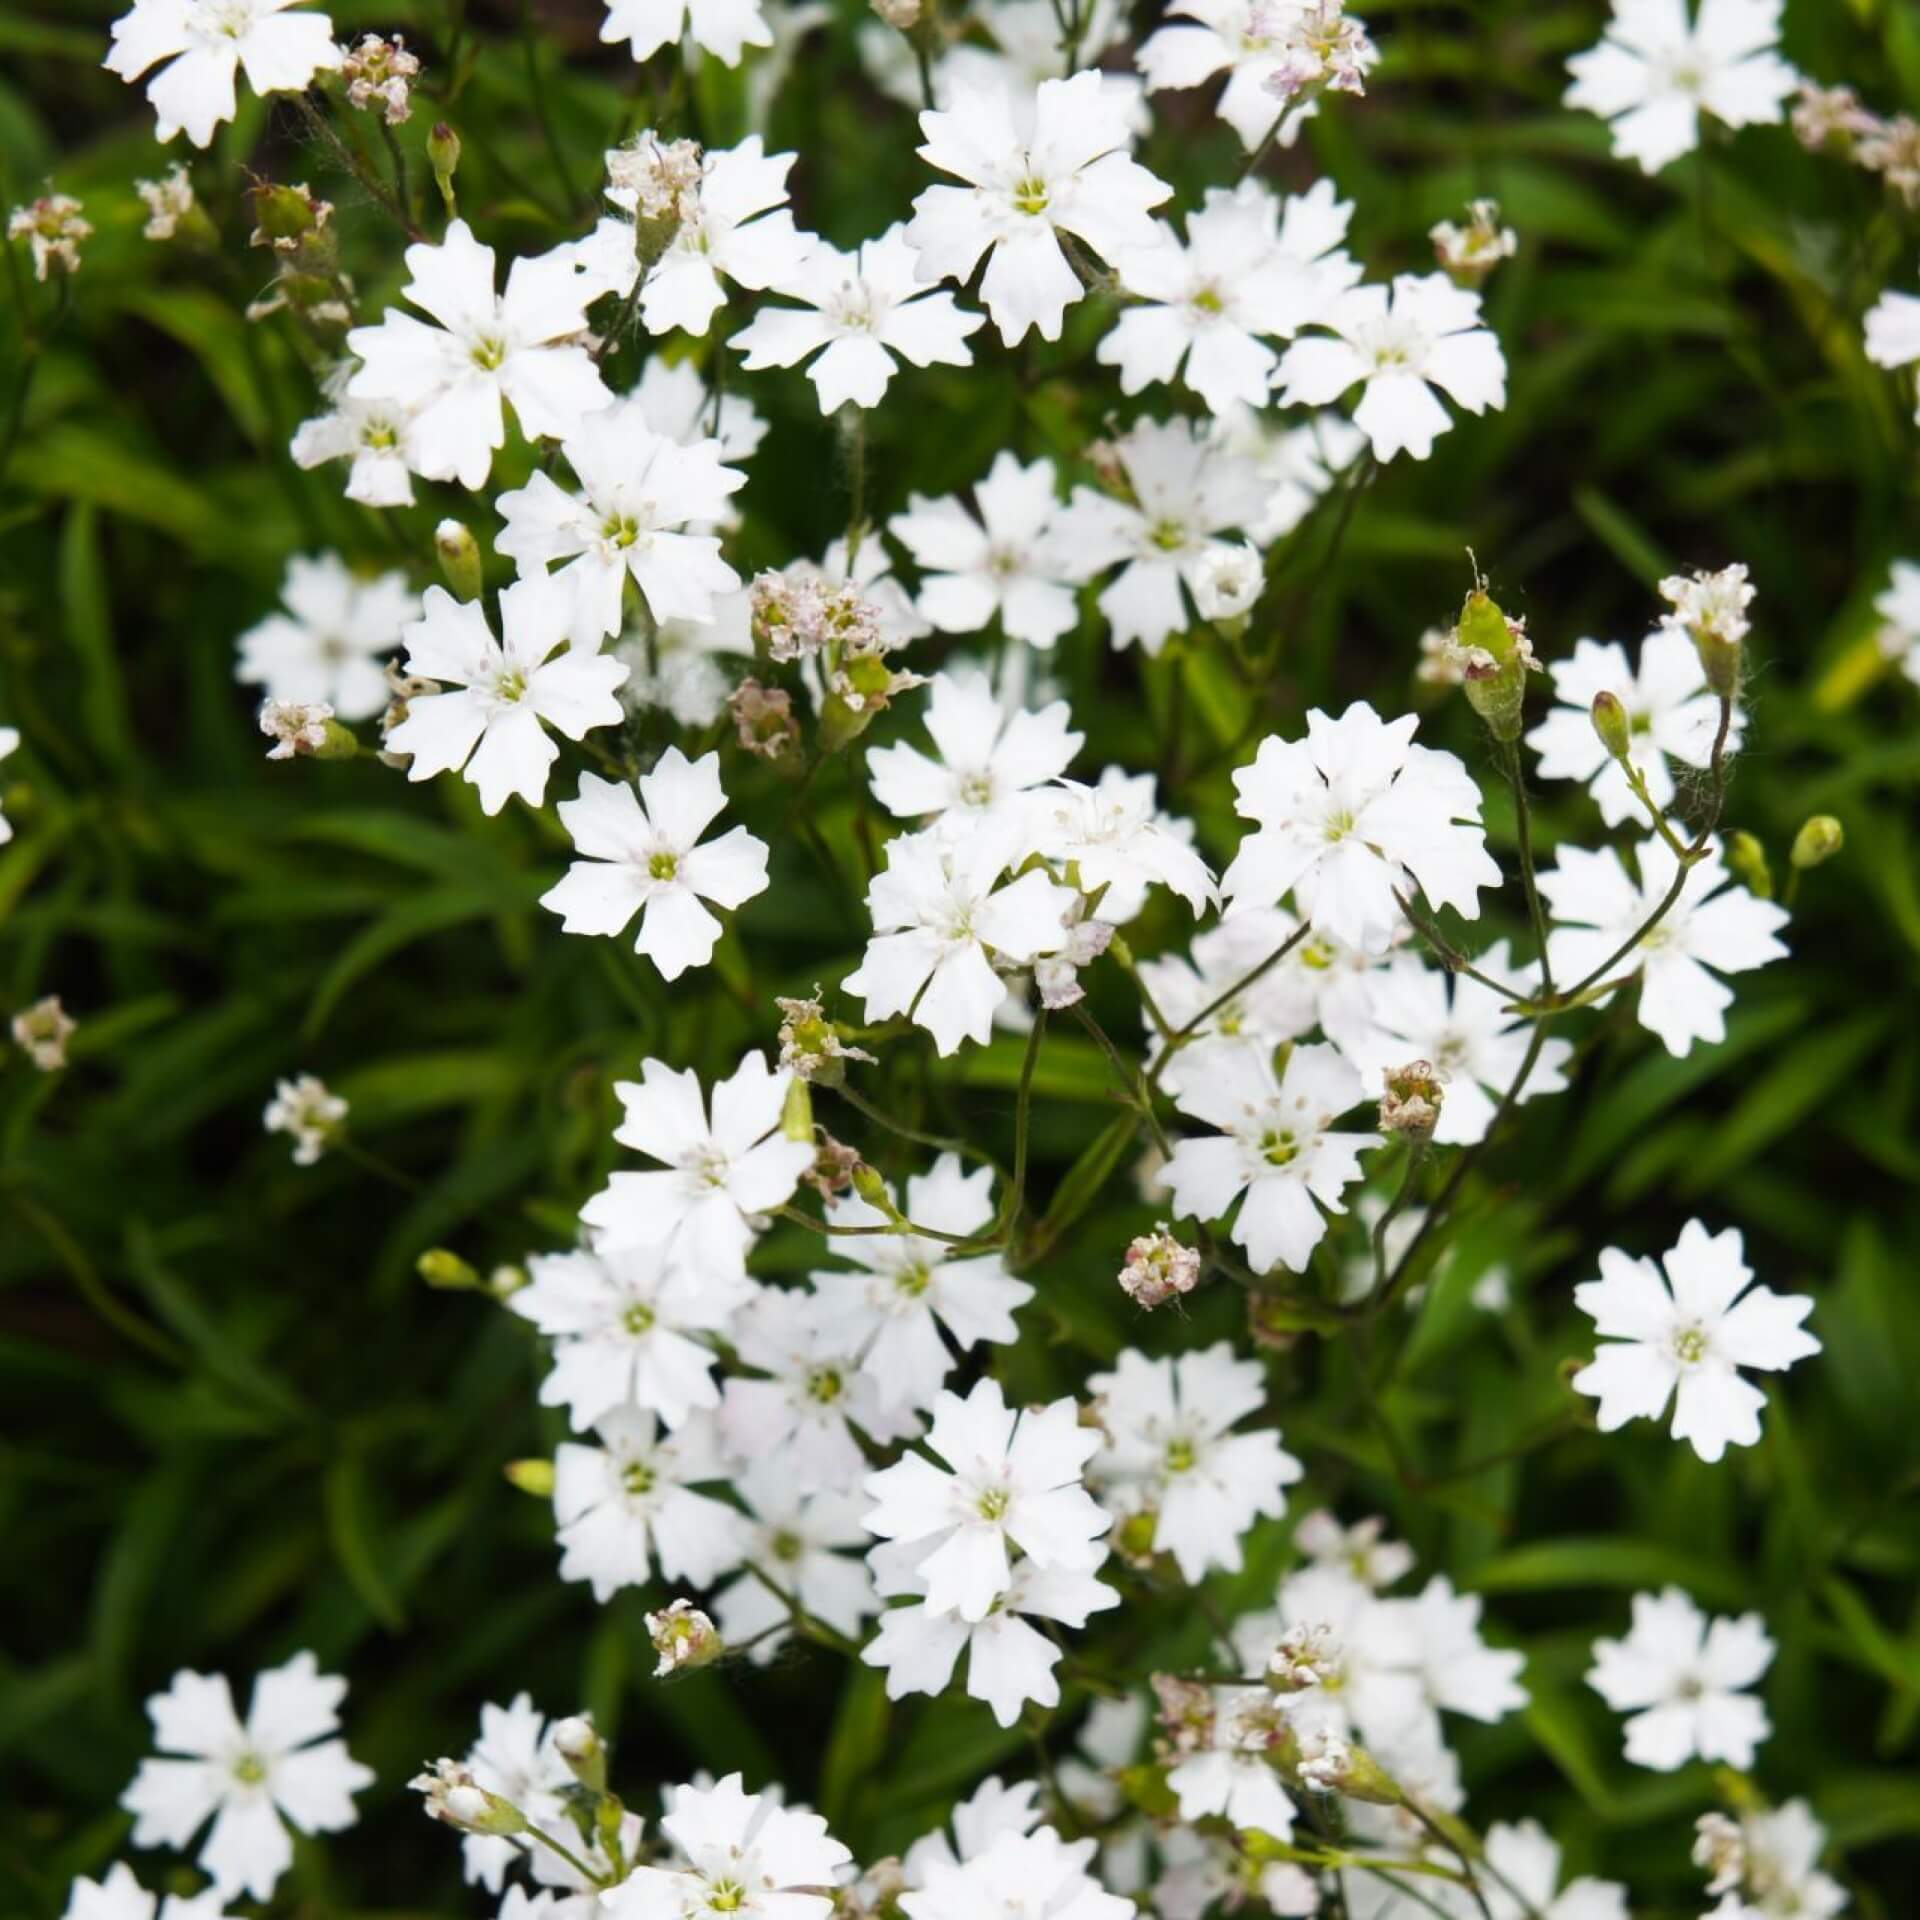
408;1758;525;1835
646;1599;723;1675
1659;562;1754;697
1151;1673;1217;1757
1693;1811;1747;1897
136;164;197;241
259;699;337;761
12;995;77;1072
777;988;876;1084
1118;1226;1202;1309
1380;1059;1445;1137
1790;81;1874;153
341;34;421;124
729;679;801;760
1268;1619;1342;1692
802;1134;865;1199
8;194;91;281
378;663;442;768
1858;113;1920;209
1431;198;1518;284
1258;0;1377;106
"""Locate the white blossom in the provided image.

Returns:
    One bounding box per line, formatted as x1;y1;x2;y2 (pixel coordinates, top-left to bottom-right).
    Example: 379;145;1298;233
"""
263;1074;346;1165
600;0;771;65
64;1864;235;1920
1136;0;1326;152
898;1823;1134;1920
235;554;416;723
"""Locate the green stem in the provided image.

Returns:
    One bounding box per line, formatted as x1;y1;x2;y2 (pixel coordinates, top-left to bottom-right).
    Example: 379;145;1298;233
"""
1147;923;1312;1094
1498;735;1553;995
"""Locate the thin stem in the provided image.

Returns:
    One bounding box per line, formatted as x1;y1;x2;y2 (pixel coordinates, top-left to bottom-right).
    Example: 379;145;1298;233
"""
1498;736;1553;995
1073;1004;1172;1158
745;1559;862;1655
1368;1136;1431;1302
771;1203;977;1249
378;117;414;226
1147;924;1312;1094
519;1823;605;1887
1108;936;1174;1041
1400;1800;1494;1920
1394;894;1517;1000
832;1080;1005;1177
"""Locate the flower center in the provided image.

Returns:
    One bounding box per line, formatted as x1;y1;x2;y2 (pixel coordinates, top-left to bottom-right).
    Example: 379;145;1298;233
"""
603;513;642;550
771;1529;803;1563
686;1145;731;1190
805;1365;844;1405
957;770;996;808
648;850;679;881
1191;284;1226;316
623;1300;656;1335
622;1460;657;1496
976;1484;1010;1521
705;1880;748;1913
364;423;397;450
1165;1435;1197;1474
199;0;257;36
1323;808;1357;843
1261;1127;1300;1167
894;1262;932;1297
494;669;528;704
231;1751;269;1785
1011;174;1051;217
470;334;507;371
1148;517;1189;552
1672;1323;1710;1366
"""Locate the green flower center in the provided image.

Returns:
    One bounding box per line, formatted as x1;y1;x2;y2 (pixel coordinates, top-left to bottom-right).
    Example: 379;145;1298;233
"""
806;1366;844;1405
1672;1324;1709;1365
895;1262;932;1298
976;1485;1010;1521
1261;1128;1300;1168
471;335;507;370
771;1529;803;1563
648;850;679;881
624;1300;656;1335
1148;518;1188;552
231;1752;268;1786
1165;1436;1197;1474
494;669;528;704
1191;286;1225;315
1011;175;1050;217
622;1461;657;1496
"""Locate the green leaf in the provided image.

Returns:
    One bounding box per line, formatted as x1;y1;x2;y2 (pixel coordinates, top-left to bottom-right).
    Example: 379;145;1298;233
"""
1470;1537;1750;1610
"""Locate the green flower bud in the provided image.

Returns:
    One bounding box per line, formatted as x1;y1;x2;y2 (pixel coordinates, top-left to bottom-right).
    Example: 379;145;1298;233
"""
504;1457;556;1497
417;1248;481;1290
436;519;483;601
1452;585;1537;742
1590;689;1632;762
1726;831;1773;899
1790;815;1843;870
429;123;461;218
780;1073;814;1143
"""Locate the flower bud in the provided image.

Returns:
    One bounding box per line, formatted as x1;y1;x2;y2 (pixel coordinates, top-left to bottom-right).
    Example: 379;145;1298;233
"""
504;1457;556;1497
429;123;461;218
249;180;332;253
411;1759;528;1834
802;1134;863;1200
1451;585;1538;741
488;1263;529;1298
417;1248;481;1291
780;1072;814;1143
1589;689;1632;762
436;519;483;600
552;1714;608;1792
850;1161;895;1213
1726;830;1773;899
1790;814;1843;871
260;699;352;761
646;1599;723;1675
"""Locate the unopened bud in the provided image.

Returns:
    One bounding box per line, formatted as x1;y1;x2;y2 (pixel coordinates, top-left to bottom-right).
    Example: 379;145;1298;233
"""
730;679;800;762
488;1262;529;1298
1590;689;1632;762
249;180;331;253
1790;814;1843;870
1151;1673;1216;1756
779;1072;814;1143
553;1714;607;1791
429;123;461;218
436;519;483;600
1111;1504;1162;1570
417;1248;481;1290
850;1161;894;1213
646;1599;723;1675
504;1457;556;1497
411;1759;528;1834
1726;830;1773;899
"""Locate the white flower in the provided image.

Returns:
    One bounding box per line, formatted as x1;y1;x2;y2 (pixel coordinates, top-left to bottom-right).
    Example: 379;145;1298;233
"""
1565;0;1798;176
732;223;984;412
900;1776;1044;1886
863;1376;1110;1621
1089;1343;1303;1580
1586;1586;1774;1771
1540;835;1790;1057
1162;1042;1379;1273
899;1824;1135;1920
581;1051;816;1272
1293;1508;1414;1590
720;1287;920;1492
235;554;416;723
552;1408;748;1601
121;1654;373;1901
64;1863;235;1920
842;824;1079;1055
495;405;744;643
542;751;768;979
1525;626;1743;826
1477;1820;1629;1920
600;0;770;65
1658;561;1755;654
810;1153;1034;1415
607;1774;850;1920
630;354;768;468
0;724;17;845
1865;281;1920;417
455;1696;576;1893
1099;179;1360;415
386;580;628;816
1349;942;1573;1146
711;1466;877;1661
864;1551;1118;1727
1164;1687;1298;1840
1275;272;1507;463
1572;1219;1818;1463
1404;1575;1529;1726
104;0;341;149
12;996;77;1072
263;1074;345;1165
1135;0;1325;152
630;136;818;339
1874;558;1920;687
135;163;195;240
868;667;1082;836
1027;770;1216;918
887;453;1082;648
9;194;92;279
290;373;428;508
509;1236;748;1433
1221;702;1501;954
344;222;612;490
1705;1800;1846;1920
907;70;1171;346
1053;415;1269;655
1212;404;1369;543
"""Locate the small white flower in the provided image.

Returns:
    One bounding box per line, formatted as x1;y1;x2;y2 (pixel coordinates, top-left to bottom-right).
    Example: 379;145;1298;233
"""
1164;1686;1298;1839
711;1465;877;1662
345;222;613;490
889;454;1083;649
290;370;429;509
1573;1219;1818;1463
1478;1820;1630;1920
1703;1800;1847;1920
1586;1586;1774;1771
453;1696;577;1894
12;995;76;1072
863;1376;1110;1622
495;401;745;641
1865;278;1920;418
907;70;1171;346
1136;0;1327;152
732;223;984;412
1221;701;1501;954
1874;558;1920;688
600;0;771;65
1540;835;1790;1057
1275;271;1507;463
1027;770;1217;918
386;580;629;817
121;1654;373;1901
542;750;769;979
1162;1042;1379;1274
581;1050;816;1272
236;554;417;723
105;0;342;149
264;1074;346;1165
1566;0;1798;176
1293;1509;1414;1590
8;194;92;280
63;1863;236;1920
898;1823;1134;1920
136;164;197;240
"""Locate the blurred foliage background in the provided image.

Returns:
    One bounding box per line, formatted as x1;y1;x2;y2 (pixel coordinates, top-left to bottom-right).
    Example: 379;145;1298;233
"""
3;0;1919;1915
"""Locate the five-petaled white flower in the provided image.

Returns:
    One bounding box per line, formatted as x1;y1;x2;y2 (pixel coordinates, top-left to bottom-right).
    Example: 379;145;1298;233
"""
235;554;417;724
1573;1219;1818;1463
1587;1586;1774;1771
582;1051;814;1275
289;370;428;508
1275;271;1507;463
732;223;984;413
599;0;771;66
105;0;342;149
1162;1042;1379;1274
345;222;613;490
63;1863;236;1920
1540;835;1790;1057
1221;701;1501;954
1565;0;1798;176
1135;0;1326;152
1089;1343;1304;1581
1526;625;1745;827
120;1654;373;1901
1027;770;1217;918
907;71;1171;346
386;579;629;816
901;1823;1135;1920
842;823;1079;1055
495;400;745;641
1053;414;1270;655
712;1466;877;1663
542;750;768;979
864;1376;1110;1622
887;453;1083;649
